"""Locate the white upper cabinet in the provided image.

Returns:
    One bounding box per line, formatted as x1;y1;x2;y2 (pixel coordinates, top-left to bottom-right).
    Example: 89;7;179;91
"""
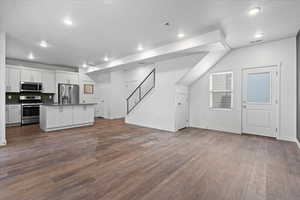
21;68;42;83
42;71;56;93
6;66;20;93
6;65;80;96
56;72;79;85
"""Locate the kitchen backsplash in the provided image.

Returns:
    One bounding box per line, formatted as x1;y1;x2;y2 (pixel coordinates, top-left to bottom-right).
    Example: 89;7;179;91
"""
6;93;19;104
6;93;55;104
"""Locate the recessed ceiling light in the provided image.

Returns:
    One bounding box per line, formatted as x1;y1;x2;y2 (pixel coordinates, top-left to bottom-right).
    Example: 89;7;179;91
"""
177;33;185;38
104;56;109;62
248;7;261;16
40;40;48;48
82;63;87;68
137;45;144;51
63;17;73;26
28;53;34;60
254;32;264;39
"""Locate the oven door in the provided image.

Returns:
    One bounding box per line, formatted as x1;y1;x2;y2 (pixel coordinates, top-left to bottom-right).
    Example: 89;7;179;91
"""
20;82;42;92
21;105;40;124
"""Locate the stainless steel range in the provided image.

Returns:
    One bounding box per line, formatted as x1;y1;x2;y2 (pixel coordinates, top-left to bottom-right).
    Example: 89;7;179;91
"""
20;95;42;125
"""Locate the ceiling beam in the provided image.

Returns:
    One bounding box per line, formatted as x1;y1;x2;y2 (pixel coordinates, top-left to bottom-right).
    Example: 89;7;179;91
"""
87;30;226;73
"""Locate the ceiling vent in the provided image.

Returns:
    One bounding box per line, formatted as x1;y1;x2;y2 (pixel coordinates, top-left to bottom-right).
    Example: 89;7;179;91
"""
164;21;171;27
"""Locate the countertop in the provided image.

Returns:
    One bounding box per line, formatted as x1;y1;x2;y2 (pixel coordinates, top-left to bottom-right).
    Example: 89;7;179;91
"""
41;103;97;106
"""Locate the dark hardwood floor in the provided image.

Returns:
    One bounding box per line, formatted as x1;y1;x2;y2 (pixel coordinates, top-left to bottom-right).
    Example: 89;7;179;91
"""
1;118;300;200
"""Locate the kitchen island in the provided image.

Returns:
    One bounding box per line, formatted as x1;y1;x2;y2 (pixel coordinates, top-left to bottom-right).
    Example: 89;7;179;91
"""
40;104;95;132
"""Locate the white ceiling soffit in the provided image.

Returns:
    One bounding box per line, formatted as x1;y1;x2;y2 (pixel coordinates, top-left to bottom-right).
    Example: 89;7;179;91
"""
87;30;226;73
177;47;230;86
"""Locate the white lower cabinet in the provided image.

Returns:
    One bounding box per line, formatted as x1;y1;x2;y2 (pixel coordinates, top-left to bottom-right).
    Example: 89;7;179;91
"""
73;105;94;125
58;106;73;127
40;104;95;132
6;105;21;126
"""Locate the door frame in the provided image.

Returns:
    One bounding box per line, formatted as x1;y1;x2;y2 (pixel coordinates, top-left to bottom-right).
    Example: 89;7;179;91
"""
241;63;281;139
175;91;189;131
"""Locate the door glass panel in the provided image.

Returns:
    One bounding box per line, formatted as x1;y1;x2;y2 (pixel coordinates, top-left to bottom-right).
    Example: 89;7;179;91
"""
247;72;270;103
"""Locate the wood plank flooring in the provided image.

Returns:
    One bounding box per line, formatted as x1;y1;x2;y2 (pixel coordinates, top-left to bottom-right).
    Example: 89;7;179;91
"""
1;118;300;200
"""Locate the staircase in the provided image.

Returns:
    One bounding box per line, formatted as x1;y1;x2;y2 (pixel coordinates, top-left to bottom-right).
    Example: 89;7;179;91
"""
126;68;156;114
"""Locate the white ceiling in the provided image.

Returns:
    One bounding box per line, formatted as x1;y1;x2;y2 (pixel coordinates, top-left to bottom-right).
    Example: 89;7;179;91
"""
0;0;299;68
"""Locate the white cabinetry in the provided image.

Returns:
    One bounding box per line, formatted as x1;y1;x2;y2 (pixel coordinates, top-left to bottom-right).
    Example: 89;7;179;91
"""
56;72;79;85
42;71;56;93
5;106;9;124
73;105;94;124
6;67;20;92
6;104;21;125
21;68;42;82
58;106;73;127
40;104;95;132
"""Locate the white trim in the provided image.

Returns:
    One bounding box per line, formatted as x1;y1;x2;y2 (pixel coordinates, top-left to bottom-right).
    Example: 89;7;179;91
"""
296;139;300;149
89;30;226;73
241;64;280;139
41;122;94;132
209;71;233;109
0;139;7;146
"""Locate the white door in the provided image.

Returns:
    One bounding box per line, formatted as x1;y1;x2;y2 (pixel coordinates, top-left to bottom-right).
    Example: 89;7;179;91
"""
95;100;105;117
242;66;278;137
176;93;189;130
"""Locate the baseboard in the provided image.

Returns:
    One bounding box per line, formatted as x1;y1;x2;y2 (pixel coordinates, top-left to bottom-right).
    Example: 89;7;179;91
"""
277;135;297;143
0;139;7;147
189;125;241;135
296;139;300;149
125;120;176;132
41;122;94;132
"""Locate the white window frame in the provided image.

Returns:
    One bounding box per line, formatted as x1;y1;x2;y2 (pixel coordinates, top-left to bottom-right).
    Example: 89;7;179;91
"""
209;71;233;110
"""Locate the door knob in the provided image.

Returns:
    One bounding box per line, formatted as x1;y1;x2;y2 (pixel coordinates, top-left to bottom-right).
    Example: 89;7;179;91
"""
243;105;247;108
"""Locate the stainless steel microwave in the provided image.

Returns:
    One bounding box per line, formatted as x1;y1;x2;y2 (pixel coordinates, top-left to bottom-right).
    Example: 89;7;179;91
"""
20;82;43;92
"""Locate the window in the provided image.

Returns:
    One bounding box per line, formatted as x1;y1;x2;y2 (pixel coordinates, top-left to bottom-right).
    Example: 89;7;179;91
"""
209;72;233;109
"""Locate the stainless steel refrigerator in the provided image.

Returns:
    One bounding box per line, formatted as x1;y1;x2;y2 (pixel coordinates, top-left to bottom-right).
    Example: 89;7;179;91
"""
58;84;79;104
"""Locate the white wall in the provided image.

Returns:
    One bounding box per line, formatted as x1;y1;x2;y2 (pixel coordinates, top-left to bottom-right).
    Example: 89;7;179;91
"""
125;54;203;131
0;32;6;145
109;70;126;118
92;70;126;119
190;37;297;142
6;58;77;72
78;69;96;104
